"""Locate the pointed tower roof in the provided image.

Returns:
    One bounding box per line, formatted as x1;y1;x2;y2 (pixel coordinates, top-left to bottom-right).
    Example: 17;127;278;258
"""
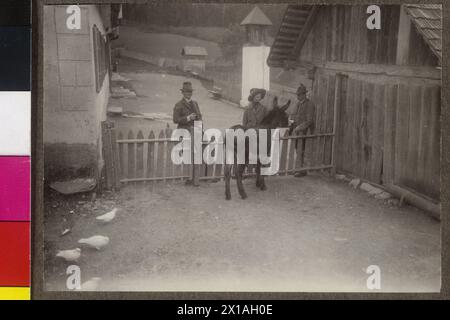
240;6;272;26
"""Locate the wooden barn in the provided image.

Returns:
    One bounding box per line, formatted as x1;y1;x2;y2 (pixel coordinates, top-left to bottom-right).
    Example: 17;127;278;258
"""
267;4;442;216
181;46;208;73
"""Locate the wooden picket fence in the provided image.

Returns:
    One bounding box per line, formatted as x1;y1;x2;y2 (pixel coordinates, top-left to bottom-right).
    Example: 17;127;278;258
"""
101;121;335;190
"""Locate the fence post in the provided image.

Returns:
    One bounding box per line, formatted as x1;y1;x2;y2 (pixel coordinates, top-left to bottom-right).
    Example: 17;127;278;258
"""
101;121;120;191
111;124;121;190
330;73;342;175
191;128;200;186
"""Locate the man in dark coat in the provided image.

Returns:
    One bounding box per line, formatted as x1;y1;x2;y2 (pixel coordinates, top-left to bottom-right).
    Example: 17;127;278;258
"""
290;84;316;177
173;81;203;186
173;81;202;130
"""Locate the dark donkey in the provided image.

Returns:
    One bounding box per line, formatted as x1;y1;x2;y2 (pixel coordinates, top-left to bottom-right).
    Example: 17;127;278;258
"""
224;96;291;200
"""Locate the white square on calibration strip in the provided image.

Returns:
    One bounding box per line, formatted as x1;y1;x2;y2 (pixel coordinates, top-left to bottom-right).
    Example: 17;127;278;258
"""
0;92;31;156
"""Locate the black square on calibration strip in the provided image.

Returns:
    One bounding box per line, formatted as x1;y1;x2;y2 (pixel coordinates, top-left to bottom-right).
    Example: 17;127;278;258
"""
0;27;31;91
0;1;31;91
0;0;31;26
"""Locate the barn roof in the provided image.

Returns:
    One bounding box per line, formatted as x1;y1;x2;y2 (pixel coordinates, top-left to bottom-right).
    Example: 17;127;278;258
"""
267;4;442;68
240;6;273;26
404;4;442;62
181;46;208;56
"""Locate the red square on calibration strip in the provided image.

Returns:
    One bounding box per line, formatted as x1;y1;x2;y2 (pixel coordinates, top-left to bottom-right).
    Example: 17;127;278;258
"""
0;222;30;287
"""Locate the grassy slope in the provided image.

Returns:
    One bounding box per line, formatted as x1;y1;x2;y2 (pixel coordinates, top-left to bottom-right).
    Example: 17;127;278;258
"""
115;25;223;61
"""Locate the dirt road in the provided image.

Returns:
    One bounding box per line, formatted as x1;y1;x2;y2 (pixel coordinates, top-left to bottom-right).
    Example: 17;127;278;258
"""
44;173;440;292
109;58;244;135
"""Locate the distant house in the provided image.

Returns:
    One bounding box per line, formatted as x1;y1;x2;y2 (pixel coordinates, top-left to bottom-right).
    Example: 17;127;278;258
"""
267;5;441;213
181;46;208;73
43;5;120;181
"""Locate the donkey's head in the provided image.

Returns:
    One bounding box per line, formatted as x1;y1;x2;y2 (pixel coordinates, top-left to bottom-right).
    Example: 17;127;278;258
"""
260;96;291;129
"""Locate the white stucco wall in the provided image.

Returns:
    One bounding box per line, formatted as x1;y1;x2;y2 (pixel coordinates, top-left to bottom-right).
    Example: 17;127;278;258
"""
43;5;110;146
88;5;111;173
43;5;111;176
241;46;270;107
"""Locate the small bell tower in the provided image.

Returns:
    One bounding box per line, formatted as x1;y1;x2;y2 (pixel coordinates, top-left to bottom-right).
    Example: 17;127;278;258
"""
240;6;272;107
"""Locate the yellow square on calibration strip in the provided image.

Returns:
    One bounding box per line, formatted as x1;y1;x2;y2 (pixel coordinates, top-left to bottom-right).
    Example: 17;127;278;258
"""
0;287;30;300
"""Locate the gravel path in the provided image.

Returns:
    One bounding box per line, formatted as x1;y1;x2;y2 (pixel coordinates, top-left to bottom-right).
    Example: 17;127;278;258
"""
44;173;440;292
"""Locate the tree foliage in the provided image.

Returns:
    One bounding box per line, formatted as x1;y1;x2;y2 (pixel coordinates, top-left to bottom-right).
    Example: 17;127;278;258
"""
218;24;246;64
122;3;285;33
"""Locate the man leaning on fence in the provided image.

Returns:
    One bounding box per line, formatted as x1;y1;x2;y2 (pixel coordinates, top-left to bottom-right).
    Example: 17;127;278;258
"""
173;81;203;186
290;84;316;178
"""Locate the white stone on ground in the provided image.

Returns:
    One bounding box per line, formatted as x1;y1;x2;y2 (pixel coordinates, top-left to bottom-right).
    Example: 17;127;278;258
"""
349;179;361;189
375;192;392;200
360;182;373;192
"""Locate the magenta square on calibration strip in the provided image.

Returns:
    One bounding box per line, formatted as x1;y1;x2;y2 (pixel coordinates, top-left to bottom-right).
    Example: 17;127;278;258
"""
0;156;30;221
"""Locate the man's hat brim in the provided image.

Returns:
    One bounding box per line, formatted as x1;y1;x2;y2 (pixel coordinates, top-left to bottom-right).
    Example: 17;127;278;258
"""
253;89;266;98
248;89;266;102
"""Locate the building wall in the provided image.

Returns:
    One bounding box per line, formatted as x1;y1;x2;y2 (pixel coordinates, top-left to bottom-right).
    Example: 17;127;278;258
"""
298;5;438;67
43;5;111;180
270;65;440;201
278;5;441;201
307;67;440;201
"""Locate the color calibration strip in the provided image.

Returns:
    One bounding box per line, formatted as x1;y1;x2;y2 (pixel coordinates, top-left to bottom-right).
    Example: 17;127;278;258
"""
0;1;31;300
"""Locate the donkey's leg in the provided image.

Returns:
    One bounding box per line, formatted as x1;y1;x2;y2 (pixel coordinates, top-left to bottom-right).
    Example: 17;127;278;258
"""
224;164;232;200
236;165;247;199
258;161;267;191
255;162;261;188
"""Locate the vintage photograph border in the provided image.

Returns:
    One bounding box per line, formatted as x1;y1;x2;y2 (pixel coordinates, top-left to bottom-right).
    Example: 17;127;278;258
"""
32;0;450;299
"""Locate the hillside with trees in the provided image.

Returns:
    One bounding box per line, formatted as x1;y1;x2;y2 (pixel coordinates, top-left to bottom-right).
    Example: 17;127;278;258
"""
122;3;285;37
122;3;285;64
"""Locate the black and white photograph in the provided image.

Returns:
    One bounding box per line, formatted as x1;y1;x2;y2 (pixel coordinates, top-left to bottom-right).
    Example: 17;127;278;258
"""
42;3;442;292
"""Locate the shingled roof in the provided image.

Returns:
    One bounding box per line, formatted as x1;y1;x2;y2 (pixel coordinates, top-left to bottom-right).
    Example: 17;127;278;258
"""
404;4;442;62
241;6;273;26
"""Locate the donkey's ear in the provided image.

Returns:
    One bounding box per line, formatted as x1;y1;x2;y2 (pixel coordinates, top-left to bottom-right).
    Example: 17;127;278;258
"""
281;99;291;111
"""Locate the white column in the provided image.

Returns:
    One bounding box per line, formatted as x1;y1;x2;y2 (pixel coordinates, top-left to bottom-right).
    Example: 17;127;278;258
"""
241;46;270;107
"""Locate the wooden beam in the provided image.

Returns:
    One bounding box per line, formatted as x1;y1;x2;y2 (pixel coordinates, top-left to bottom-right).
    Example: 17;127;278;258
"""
282;22;304;29
272;47;294;54
396;5;412;65
286;7;311;17
267;59;284;68
283;59;315;70
279;27;303;35
319;61;440;79
330;73;342;172
290;6;320;61
284;16;307;24
385;183;440;220
339;171;441;220
276;35;298;42
121;175;190;183
272;40;296;47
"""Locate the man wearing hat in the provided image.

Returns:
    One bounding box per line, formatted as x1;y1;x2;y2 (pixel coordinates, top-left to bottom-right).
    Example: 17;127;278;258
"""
173;81;203;186
291;84;316;177
242;88;267;129
173;81;202;130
